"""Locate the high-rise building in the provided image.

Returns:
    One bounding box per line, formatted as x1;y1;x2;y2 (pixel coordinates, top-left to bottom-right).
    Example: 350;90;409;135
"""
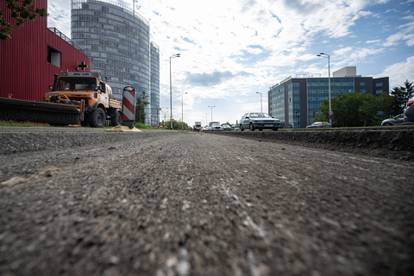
71;0;159;125
268;67;389;128
150;43;160;126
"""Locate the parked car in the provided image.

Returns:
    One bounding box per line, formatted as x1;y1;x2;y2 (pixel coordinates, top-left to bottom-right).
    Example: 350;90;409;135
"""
405;96;414;122
221;123;233;131
306;121;332;128
193;121;202;131
381;114;409;126
209;121;223;131
239;112;280;131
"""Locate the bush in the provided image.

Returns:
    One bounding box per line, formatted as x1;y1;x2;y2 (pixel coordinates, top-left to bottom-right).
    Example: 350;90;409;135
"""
316;93;395;127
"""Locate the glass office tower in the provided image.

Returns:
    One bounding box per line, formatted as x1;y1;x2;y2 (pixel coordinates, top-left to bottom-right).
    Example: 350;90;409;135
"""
71;0;157;125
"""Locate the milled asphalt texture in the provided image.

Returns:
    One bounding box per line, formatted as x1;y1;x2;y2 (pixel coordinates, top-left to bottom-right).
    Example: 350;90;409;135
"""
0;127;413;276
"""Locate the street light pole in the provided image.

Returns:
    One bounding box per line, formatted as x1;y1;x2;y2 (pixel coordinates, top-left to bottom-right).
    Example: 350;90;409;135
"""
256;92;263;113
208;105;216;122
317;52;332;125
181;91;188;130
169;53;180;129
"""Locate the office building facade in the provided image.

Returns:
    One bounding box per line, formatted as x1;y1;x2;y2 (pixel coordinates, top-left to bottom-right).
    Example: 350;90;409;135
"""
268;68;389;128
71;0;159;125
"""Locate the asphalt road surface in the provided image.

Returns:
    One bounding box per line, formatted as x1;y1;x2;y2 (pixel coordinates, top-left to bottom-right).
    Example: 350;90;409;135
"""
0;129;413;276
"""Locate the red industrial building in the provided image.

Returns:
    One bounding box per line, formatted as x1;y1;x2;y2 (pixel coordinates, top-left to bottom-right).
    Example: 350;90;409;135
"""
0;0;90;100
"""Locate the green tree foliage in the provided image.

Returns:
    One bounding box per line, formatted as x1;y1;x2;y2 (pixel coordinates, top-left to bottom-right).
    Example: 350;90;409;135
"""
389;80;413;115
135;91;149;124
315;93;395;127
160;120;189;130
0;0;47;40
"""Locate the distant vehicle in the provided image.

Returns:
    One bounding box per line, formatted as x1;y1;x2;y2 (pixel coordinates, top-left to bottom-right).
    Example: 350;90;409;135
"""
239;112;280;131
221;123;233;131
193;121;202;131
381;113;414;126
405;96;414;122
209;121;222;131
306;122;332;128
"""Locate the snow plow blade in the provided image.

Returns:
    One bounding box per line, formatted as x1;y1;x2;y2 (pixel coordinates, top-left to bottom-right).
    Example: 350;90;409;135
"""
0;97;81;125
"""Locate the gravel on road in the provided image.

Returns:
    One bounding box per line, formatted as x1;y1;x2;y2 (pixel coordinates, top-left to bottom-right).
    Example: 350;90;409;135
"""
0;130;413;276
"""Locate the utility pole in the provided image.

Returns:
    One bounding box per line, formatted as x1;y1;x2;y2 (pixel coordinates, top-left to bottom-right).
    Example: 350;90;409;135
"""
208;105;216;122
317;52;332;125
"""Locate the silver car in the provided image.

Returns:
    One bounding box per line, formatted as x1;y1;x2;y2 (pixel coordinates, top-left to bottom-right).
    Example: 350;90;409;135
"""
239;113;280;131
208;121;223;131
381;114;408;126
306;121;332;128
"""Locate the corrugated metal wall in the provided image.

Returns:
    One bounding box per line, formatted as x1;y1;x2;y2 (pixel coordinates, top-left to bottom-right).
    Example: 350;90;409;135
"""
0;0;91;101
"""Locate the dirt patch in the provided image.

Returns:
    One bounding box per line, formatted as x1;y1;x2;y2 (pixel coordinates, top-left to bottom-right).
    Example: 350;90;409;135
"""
211;129;414;160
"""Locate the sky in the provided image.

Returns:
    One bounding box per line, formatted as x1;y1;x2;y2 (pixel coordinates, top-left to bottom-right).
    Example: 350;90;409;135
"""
48;0;414;125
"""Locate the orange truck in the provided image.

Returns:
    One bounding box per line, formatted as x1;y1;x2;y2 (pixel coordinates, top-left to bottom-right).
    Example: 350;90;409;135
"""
46;71;122;127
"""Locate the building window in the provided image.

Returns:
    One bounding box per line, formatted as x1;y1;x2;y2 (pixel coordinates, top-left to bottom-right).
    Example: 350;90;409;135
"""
47;46;61;67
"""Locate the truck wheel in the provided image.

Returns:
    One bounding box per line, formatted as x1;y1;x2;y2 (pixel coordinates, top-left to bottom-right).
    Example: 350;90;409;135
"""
89;108;106;128
110;110;121;126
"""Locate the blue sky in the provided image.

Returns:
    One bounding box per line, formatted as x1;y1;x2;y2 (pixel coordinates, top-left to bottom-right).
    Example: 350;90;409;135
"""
48;0;414;125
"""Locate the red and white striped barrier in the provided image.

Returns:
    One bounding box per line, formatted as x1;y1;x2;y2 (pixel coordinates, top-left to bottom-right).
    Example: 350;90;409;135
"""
122;86;136;127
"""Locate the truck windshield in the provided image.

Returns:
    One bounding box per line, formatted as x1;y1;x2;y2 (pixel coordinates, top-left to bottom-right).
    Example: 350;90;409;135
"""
55;77;97;91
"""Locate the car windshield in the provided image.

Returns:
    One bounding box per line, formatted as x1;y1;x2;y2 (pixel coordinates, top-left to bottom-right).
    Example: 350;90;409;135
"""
209;122;220;127
249;113;270;118
55;77;97;91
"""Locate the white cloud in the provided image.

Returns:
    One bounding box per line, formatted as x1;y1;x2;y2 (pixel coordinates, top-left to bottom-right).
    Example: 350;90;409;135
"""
47;0;71;37
332;46;385;68
380;56;414;88
384;18;414;47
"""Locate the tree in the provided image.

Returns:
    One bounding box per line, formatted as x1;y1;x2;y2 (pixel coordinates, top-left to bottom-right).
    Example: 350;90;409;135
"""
316;93;395;127
135;91;149;124
389;80;413;115
161;120;189;130
0;0;47;40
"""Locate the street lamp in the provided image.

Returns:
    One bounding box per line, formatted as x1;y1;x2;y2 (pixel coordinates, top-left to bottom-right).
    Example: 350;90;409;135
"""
169;53;180;129
256;92;263;113
317;52;332;125
208;105;216;122
181;91;188;130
